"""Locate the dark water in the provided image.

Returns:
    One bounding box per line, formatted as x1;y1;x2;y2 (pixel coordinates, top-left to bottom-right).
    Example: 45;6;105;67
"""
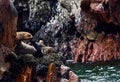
67;61;120;82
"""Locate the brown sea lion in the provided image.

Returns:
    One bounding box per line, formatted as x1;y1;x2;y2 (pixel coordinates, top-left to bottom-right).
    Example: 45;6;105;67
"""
15;32;36;55
16;32;33;41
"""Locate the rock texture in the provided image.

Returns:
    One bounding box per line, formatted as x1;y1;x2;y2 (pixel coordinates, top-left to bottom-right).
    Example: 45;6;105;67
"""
0;0;18;79
0;0;18;49
12;0;120;64
74;34;120;63
80;0;120;27
16;66;32;82
74;0;120;63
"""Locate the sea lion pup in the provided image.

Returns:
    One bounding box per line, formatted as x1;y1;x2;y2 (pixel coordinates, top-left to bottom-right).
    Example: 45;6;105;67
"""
41;46;55;55
36;40;55;54
15;32;37;55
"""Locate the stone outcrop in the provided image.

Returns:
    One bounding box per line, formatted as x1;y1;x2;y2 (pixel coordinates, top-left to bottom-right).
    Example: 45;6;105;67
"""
74;0;120;63
80;0;120;28
0;0;18;49
74;34;120;63
16;66;32;82
16;63;80;82
0;45;11;79
12;0;120;64
0;0;18;79
0;0;81;81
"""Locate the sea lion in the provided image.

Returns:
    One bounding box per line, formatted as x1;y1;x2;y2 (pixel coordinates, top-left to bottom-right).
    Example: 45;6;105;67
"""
15;41;37;55
37;40;55;54
16;32;33;41
15;32;37;55
15;32;55;56
41;46;55;55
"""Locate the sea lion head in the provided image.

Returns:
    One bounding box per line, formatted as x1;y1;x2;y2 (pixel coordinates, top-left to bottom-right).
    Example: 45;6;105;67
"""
16;32;33;41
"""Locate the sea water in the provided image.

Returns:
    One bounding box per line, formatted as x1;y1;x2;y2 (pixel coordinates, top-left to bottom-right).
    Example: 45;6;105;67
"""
67;61;120;82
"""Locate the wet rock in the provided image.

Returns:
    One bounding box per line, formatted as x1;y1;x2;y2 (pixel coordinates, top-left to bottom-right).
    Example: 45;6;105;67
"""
46;63;57;82
60;65;70;75
69;71;80;82
59;65;80;82
66;60;74;64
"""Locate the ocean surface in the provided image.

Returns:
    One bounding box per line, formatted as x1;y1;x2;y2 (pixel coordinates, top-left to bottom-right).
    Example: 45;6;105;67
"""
67;61;120;82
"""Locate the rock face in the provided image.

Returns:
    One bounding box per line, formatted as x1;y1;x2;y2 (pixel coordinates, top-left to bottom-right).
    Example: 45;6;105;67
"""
16;0;120;63
26;0;81;62
0;0;18;79
12;0;120;64
0;0;18;49
74;34;120;63
80;0;120;27
74;0;120;63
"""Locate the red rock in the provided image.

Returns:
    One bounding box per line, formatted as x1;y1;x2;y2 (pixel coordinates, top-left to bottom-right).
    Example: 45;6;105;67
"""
46;63;57;82
59;65;81;82
74;34;120;63
69;71;81;82
16;66;32;82
0;0;17;79
0;0;18;49
80;0;120;26
74;0;120;63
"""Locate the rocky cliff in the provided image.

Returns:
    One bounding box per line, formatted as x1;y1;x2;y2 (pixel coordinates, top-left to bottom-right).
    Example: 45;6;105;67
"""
0;0;18;79
0;0;81;81
14;0;120;63
74;0;120;63
0;0;18;49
